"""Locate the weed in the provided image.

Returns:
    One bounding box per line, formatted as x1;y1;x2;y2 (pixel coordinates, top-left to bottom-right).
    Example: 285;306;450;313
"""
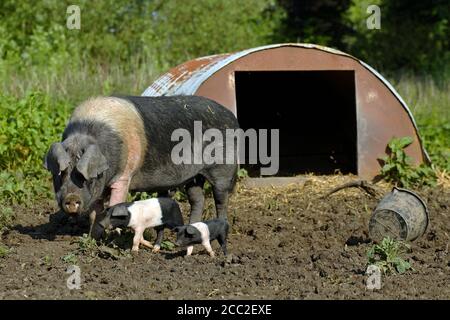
0;205;15;234
40;255;52;267
367;237;412;274
160;240;176;251
0;244;10;258
379;136;436;188
77;234;98;254
237;168;249;180
61;253;78;264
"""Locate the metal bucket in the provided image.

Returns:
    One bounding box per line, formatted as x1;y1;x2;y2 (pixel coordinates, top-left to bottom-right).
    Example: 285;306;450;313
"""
369;187;429;242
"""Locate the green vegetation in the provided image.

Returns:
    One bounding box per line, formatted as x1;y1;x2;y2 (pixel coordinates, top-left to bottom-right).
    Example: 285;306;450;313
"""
379;136;436;188
0;93;71;205
61;252;78;264
0;1;448;232
160;240;176;251
0;244;10;258
367;237;412;274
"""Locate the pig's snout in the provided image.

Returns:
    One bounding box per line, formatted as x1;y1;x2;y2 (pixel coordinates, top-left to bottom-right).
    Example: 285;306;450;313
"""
63;193;83;214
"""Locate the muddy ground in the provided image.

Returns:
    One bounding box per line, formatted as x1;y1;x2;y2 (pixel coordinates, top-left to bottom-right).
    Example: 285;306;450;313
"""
0;176;449;299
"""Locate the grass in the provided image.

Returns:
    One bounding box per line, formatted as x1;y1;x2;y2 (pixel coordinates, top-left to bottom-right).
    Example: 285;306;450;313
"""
1;57;158;103
392;75;449;171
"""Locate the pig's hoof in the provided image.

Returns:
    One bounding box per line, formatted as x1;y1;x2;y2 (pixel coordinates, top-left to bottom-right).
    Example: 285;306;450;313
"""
209;252;216;258
152;245;160;253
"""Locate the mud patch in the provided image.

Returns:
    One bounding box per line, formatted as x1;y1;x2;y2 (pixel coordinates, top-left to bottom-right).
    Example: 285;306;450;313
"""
0;176;449;299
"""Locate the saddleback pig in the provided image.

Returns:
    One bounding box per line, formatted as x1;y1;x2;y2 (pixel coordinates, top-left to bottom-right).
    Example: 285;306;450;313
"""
175;218;229;257
92;197;184;252
44;96;239;234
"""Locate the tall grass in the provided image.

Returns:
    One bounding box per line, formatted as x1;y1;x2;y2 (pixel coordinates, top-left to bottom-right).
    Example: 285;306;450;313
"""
391;75;449;171
1;57;158;103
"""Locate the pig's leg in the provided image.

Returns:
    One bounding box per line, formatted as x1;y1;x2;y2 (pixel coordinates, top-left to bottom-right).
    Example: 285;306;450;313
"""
204;167;235;221
88;200;105;237
202;241;215;257
217;235;228;256
132;227;144;252
212;186;229;221
152;227;164;253
157;190;171;198
186;246;194;256
109;178;130;207
186;177;205;223
139;237;154;250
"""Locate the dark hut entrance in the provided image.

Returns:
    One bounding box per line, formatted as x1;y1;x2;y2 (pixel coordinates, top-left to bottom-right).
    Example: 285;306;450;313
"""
234;70;357;177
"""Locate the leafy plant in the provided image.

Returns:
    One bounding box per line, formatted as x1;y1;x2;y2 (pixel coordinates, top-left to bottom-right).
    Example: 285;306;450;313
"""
0;244;10;258
61;253;78;264
160;240;176;251
367;237;412;274
77;234;98;254
0;92;70;205
379;136;436;188
237;168;249;180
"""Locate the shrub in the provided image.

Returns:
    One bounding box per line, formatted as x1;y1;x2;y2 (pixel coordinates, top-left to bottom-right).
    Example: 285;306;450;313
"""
379;136;436;188
0;92;70;205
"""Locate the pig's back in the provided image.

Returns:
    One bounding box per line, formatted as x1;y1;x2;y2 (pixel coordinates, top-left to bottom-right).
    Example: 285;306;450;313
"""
127;198;163;229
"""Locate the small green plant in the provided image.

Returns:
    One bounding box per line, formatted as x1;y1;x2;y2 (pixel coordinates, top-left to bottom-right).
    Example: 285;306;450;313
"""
379;136;436;188
0;205;15;234
40;255;52;267
61;252;78;264
367;237;412;274
77;233;98;254
237;168;249;180
160;240;176;251
0;244;10;258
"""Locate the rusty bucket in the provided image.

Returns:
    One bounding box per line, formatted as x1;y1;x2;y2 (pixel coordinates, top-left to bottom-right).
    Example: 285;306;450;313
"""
369;187;429;242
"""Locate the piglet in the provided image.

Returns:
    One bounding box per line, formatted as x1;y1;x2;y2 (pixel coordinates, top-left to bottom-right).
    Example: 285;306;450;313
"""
175;218;229;257
92;197;184;253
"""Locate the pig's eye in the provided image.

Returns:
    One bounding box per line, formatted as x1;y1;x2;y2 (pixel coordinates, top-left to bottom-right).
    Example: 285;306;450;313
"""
71;170;86;187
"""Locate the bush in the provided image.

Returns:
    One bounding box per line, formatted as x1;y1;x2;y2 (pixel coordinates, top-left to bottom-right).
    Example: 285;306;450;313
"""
378;136;436;188
0;92;70;205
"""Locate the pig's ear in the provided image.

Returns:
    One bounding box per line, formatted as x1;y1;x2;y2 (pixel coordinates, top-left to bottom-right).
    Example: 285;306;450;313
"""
44;142;71;175
186;226;197;235
76;144;109;180
111;206;129;217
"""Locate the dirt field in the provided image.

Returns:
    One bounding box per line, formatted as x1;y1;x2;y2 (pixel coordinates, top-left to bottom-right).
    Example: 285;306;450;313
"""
0;176;449;300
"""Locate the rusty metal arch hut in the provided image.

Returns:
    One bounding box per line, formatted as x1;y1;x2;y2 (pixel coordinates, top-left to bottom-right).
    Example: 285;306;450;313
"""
142;43;428;179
